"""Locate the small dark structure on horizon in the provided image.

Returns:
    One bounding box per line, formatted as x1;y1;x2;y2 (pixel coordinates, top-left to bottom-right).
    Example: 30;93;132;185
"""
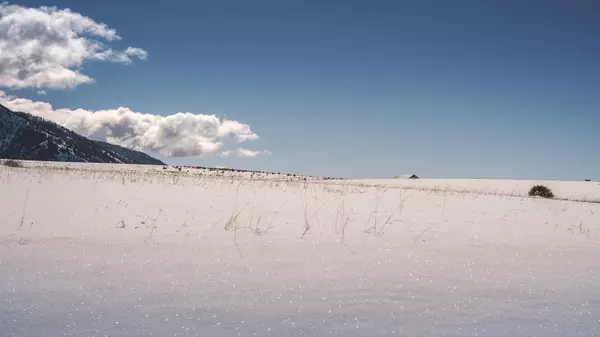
394;174;419;179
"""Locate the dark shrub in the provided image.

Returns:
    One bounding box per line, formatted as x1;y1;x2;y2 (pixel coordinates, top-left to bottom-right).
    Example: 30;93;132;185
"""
2;159;23;167
529;185;554;199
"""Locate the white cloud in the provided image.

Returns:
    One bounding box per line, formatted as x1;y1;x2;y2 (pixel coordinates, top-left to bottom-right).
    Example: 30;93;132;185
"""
0;3;147;89
125;47;148;60
0;4;268;159
0;91;265;157
220;148;271;158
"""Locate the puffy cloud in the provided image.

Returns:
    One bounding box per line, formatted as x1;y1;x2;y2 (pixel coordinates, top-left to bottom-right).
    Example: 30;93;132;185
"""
221;148;271;158
125;47;148;60
0;4;267;159
0;91;265;157
0;3;147;89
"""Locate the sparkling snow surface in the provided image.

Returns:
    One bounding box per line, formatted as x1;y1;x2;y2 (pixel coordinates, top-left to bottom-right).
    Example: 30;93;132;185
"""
1;163;600;336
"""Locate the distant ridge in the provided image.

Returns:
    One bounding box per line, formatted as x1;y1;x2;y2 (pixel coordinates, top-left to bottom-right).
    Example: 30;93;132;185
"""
0;103;164;165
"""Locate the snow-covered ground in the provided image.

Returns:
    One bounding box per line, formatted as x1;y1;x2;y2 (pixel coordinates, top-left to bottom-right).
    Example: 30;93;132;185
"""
347;178;600;202
1;162;600;336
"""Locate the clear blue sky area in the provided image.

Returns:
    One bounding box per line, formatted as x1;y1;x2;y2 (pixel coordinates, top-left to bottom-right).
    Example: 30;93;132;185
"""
11;0;600;179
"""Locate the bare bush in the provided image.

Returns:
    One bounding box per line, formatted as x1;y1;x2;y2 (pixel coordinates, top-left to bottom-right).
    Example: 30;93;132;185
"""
2;159;24;168
529;185;554;199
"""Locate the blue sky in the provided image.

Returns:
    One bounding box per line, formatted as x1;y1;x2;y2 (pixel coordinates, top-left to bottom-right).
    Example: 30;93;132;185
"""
4;0;600;180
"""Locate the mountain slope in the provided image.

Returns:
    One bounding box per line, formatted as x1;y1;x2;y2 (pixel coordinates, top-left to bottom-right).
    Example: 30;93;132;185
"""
0;103;164;165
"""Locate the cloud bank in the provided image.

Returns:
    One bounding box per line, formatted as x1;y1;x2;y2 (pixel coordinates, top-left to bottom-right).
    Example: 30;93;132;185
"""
0;91;267;157
0;3;147;89
0;4;268;158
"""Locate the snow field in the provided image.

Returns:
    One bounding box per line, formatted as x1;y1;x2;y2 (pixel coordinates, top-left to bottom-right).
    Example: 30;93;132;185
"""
1;163;600;336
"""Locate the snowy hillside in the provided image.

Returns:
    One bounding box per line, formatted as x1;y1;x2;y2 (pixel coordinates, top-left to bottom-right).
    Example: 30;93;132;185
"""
0;104;164;165
1;162;600;336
